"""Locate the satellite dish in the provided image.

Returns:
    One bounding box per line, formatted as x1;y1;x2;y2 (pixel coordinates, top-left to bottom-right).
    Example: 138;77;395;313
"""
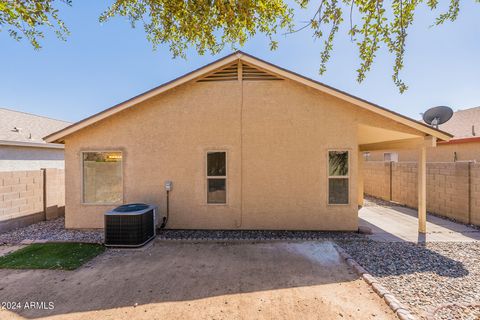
422;106;453;129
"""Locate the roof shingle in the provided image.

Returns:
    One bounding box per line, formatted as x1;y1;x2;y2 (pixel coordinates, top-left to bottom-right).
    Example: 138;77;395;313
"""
0;108;71;144
438;107;480;139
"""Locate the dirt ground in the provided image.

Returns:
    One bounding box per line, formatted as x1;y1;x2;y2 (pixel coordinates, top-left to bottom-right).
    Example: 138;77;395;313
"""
0;241;395;320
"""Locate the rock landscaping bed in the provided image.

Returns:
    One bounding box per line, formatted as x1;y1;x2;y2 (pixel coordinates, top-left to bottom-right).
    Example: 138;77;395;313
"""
0;218;103;245
0;218;365;245
156;229;366;241
431;304;480;320
337;240;480;320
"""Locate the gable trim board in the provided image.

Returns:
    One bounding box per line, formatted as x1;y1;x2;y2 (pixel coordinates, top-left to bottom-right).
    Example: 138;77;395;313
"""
45;51;452;143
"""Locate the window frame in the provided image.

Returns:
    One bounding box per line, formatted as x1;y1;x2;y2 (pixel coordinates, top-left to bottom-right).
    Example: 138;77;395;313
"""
383;152;398;162
205;150;228;205
363;152;371;161
327;149;350;206
81;150;124;206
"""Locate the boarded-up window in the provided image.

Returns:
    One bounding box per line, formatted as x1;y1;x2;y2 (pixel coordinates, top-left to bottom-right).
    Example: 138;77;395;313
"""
83;152;123;204
328;151;349;204
207;151;226;204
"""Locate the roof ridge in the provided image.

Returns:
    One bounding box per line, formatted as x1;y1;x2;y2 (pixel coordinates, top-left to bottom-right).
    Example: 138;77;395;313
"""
0;107;71;124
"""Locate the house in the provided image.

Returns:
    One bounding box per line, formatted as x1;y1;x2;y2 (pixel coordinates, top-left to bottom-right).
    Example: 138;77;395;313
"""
0;108;70;171
45;52;451;231
365;106;480;162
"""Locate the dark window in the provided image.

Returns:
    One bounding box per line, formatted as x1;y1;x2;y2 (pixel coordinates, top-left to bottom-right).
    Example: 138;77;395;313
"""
207;152;226;176
328;151;349;204
329;178;349;204
207;151;227;204
207;179;226;204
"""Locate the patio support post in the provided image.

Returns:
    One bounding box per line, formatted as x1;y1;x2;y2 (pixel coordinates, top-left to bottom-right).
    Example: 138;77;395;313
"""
358;149;364;206
418;144;427;233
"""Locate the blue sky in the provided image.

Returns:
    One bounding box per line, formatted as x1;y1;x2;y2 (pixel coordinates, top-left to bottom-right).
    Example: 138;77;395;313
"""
0;1;479;123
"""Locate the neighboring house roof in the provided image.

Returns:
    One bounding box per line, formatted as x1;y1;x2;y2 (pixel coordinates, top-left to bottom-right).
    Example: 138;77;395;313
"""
0;107;70;148
438;106;480;139
45;51;452;143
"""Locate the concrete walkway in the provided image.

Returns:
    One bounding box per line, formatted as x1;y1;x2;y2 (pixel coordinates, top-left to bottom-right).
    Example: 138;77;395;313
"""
359;202;480;242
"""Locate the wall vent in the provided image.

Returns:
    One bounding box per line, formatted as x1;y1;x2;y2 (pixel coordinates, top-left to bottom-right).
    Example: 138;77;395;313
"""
241;63;282;81
197;61;283;82
197;63;238;82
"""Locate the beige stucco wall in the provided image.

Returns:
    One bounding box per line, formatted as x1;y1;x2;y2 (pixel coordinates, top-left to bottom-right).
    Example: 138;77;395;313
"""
62;77;422;230
367;141;480;162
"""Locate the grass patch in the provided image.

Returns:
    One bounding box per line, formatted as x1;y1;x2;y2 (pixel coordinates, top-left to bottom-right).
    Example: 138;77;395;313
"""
0;243;105;270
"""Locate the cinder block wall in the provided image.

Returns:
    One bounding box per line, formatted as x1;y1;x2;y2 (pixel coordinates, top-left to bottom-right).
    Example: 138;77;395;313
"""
470;163;480;226
0;169;65;232
364;162;391;200
364;161;477;225
391;162;417;208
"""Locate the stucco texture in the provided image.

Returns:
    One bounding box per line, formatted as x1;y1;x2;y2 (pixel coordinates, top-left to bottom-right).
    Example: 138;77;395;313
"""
62;77;424;230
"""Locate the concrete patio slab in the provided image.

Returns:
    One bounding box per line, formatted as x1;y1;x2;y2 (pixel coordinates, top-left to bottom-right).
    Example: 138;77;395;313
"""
359;204;480;242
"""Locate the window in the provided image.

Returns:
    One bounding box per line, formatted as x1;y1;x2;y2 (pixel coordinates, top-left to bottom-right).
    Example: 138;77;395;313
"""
363;152;371;161
83;152;123;204
384;152;398;162
328;151;349;205
206;151;227;204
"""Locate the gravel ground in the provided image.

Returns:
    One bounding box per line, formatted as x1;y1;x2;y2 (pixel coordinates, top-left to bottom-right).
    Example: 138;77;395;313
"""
431;304;480;320
0;218;103;244
157;229;366;241
362;196;399;208
0;219;365;244
337;240;480;320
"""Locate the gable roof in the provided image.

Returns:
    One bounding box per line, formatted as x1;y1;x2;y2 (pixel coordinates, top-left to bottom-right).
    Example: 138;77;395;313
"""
0;107;70;148
45;51;452;143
